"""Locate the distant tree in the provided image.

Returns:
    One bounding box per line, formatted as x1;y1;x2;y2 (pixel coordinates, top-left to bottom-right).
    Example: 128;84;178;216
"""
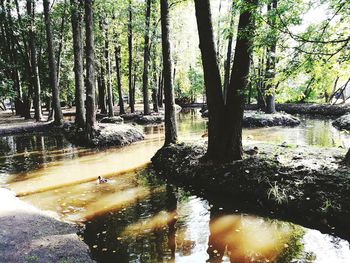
43;0;63;126
84;0;96;138
70;0;85;129
161;0;178;145
27;0;42;121
142;0;152;115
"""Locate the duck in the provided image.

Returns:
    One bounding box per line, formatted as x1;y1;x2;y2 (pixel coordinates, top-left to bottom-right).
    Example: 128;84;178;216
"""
244;146;259;156
97;176;108;184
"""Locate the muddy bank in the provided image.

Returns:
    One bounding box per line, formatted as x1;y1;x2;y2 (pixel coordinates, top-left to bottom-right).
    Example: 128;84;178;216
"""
0;188;94;263
63;123;144;147
201;103;350;117
99;116;124;124
332;114;350;131
202;110;300;127
243;111;300;127
151;143;350;241
275;103;350;117
0;122;60;137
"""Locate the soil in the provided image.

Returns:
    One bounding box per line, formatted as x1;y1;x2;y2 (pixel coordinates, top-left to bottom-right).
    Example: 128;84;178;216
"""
332;114;350;131
202;110;301;127
63;123;144;147
151;142;350;242
0;188;94;263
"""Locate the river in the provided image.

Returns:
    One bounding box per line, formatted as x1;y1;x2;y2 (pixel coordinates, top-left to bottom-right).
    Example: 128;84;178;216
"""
0;109;350;262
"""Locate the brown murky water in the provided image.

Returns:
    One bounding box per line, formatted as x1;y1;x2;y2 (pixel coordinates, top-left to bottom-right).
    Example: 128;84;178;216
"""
1;110;350;262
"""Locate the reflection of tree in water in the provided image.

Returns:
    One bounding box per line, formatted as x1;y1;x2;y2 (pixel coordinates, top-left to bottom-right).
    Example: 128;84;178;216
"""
206;208;314;263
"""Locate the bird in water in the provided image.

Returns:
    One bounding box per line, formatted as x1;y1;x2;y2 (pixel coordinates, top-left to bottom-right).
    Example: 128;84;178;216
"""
244;146;259;156
97;176;108;184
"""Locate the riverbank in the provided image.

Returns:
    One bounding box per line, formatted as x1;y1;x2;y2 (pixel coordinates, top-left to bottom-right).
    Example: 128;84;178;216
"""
0;188;94;263
151;143;350;241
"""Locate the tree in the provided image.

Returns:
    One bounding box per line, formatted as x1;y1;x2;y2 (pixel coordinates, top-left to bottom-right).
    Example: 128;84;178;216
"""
70;0;85;129
160;0;177;145
141;0;151;115
104;19;114;117
264;0;278;114
194;0;257;162
128;0;134;113
84;0;96;138
43;0;63;126
27;0;42;121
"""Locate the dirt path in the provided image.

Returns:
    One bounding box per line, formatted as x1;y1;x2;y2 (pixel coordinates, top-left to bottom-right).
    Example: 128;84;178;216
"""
0;188;94;263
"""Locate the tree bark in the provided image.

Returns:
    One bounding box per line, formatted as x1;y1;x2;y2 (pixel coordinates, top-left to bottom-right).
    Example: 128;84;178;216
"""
264;0;277;114
160;0;178;145
194;0;225;161
56;0;67;87
142;0;151;115
223;2;235;103
43;0;63;126
70;0;85;128
27;0;42;121
128;0;134;113
114;45;125;114
195;0;256;162
158;70;164;107
104;20;114;117
84;0;96;137
223;0;256;161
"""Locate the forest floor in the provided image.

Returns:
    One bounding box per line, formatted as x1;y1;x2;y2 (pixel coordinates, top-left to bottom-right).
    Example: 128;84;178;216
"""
0;188;94;263
151;142;350;242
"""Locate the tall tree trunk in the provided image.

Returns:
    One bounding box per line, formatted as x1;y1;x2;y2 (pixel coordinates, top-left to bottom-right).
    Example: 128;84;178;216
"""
56;0;67;87
3;0;23;116
152;60;159;113
142;0;151;115
223;0;257;161
114;45;125;114
223;2;235;103
128;0;134;113
27;0;42;121
264;0;277;114
160;0;178;145
194;0;225;161
70;0;85;128
43;0;63;126
158;69;164;108
84;0;96;138
97;73;106;113
195;0;256;162
104;20;114;117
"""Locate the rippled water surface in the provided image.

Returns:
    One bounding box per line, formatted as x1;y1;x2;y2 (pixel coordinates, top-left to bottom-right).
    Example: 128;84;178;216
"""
1;110;350;262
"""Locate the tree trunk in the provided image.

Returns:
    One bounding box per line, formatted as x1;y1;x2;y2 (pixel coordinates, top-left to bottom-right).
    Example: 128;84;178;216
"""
194;0;225;161
70;0;85;129
84;0;96;138
43;0;63;126
195;0;256;162
128;0;134;113
56;0;67;87
223;0;256;161
223;2;234;103
114;46;125;115
264;0;277;114
152;61;159;113
27;0;42;121
141;0;151;115
158;70;164;108
104;20;114;117
160;0;178;145
97;74;106;113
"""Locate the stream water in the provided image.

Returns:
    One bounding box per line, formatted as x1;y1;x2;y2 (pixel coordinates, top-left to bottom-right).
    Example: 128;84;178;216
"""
1;110;350;262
